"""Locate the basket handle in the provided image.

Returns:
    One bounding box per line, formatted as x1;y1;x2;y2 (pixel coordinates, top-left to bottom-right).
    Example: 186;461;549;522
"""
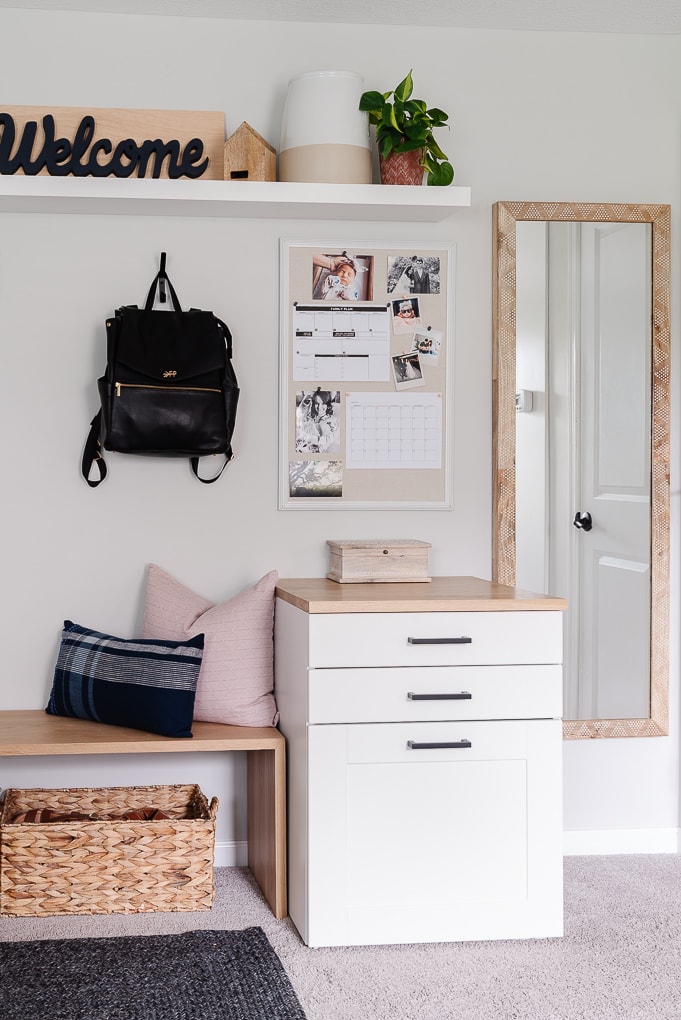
209;796;219;820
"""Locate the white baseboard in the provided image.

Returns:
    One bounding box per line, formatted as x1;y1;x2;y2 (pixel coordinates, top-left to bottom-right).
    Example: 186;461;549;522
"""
564;828;680;855
220;833;680;866
214;840;248;867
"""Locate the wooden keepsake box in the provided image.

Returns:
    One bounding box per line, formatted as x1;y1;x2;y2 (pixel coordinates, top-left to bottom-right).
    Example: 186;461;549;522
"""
326;539;431;584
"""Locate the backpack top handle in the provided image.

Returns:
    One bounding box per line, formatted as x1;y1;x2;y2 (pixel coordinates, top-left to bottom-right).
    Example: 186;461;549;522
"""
144;252;182;312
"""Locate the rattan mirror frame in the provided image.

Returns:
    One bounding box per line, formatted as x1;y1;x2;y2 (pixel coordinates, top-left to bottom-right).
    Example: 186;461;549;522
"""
492;201;670;739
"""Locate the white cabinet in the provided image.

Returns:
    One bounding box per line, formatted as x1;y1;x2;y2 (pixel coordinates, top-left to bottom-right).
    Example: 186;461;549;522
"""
275;576;566;948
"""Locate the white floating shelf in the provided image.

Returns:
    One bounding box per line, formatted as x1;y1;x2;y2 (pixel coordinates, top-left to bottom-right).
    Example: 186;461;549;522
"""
0;175;471;221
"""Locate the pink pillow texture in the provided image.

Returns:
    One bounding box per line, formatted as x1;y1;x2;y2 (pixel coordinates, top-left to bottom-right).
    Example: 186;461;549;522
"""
142;564;279;727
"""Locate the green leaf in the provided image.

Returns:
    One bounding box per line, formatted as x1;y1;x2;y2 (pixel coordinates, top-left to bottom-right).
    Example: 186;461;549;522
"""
426;161;454;187
394;70;413;103
385;103;401;132
403;124;428;146
399;139;425;153
427;137;449;161
358;91;385;112
426;107;449;125
377;125;403;148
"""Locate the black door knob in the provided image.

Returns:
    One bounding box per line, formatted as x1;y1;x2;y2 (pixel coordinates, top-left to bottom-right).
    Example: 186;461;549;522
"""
573;510;593;532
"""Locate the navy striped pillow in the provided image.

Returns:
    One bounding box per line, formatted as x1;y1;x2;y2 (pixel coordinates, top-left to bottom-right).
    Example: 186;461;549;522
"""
46;620;204;738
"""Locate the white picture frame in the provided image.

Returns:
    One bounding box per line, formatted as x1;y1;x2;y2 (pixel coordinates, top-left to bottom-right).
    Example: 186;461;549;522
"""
279;239;455;510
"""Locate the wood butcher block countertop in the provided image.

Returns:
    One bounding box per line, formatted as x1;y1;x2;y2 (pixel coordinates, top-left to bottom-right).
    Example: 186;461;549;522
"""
275;576;568;614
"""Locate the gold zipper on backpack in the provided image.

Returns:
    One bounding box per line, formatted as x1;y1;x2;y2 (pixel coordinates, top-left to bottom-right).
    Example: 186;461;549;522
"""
115;382;221;396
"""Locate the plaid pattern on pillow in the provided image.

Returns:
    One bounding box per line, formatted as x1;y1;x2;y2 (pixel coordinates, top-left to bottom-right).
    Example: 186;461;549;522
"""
46;621;204;738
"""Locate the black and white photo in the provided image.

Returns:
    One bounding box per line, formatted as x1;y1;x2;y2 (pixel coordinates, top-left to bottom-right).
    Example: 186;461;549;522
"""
387;254;441;296
289;459;343;497
295;388;341;454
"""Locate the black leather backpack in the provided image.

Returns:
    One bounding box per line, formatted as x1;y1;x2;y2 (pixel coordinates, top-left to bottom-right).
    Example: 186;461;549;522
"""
82;253;239;486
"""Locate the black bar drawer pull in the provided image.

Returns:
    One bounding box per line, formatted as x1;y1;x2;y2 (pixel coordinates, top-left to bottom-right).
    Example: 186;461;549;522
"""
407;691;472;701
407;739;472;750
407;636;472;645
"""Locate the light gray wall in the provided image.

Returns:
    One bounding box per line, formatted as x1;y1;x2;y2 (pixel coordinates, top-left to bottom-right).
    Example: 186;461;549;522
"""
0;9;678;855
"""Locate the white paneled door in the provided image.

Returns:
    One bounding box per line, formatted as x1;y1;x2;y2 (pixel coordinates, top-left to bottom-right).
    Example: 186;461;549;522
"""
551;222;651;719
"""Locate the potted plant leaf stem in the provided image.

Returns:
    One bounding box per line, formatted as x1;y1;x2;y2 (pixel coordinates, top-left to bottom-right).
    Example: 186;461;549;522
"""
359;69;454;186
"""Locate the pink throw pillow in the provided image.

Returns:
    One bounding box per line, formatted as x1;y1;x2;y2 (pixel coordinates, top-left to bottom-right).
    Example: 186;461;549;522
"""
142;564;279;727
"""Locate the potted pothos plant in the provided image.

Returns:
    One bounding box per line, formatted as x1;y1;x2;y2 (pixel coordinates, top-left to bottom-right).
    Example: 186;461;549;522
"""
359;70;454;187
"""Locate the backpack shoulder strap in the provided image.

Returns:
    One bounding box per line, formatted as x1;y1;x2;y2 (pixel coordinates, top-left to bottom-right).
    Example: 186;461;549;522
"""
82;412;107;487
215;316;233;357
190;449;234;484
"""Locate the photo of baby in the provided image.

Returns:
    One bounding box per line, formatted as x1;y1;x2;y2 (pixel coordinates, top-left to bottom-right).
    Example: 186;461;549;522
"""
312;252;373;302
391;297;422;334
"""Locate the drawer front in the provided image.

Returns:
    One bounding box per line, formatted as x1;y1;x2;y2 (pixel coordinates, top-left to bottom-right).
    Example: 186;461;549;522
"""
344;718;540;764
308;664;562;723
307;611;563;668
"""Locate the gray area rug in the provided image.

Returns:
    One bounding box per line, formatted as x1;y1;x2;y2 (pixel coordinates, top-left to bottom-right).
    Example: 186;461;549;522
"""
0;925;307;1020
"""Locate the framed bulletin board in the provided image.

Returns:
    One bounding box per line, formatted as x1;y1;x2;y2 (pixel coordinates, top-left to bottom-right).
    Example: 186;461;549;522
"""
279;239;455;510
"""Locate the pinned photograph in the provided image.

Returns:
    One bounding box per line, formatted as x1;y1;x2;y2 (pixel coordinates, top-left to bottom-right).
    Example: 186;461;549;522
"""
391;297;422;334
387;254;441;295
312;251;373;302
412;328;443;365
295;388;341;454
289;460;343;497
392;352;425;390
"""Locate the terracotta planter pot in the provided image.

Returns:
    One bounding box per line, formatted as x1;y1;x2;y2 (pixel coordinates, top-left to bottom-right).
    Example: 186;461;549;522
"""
379;149;424;186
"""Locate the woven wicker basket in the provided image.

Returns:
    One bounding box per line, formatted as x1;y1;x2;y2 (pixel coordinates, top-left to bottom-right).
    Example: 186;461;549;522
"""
0;784;218;917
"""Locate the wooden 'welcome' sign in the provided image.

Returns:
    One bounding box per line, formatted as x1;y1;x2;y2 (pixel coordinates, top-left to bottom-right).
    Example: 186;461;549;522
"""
0;106;225;179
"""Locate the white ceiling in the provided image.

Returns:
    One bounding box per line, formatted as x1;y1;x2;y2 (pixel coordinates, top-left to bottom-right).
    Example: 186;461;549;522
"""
0;0;679;34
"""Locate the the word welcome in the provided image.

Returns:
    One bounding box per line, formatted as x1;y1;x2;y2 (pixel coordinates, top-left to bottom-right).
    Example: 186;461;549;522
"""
0;113;210;178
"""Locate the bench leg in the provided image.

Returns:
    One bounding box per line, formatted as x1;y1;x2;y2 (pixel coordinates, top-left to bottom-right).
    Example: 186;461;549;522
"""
247;744;287;919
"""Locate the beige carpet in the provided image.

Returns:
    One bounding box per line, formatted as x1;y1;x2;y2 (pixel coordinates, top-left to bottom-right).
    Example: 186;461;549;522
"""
1;856;680;1020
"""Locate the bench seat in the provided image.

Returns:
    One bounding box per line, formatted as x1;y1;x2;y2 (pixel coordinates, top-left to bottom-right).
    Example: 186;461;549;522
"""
0;710;286;918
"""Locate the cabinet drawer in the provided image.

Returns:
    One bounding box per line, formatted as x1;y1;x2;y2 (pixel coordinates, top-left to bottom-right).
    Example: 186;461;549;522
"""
343;719;544;764
308;665;562;723
307;611;562;668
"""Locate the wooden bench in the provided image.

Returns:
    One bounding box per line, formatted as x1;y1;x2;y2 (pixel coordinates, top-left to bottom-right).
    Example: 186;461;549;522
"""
0;711;287;919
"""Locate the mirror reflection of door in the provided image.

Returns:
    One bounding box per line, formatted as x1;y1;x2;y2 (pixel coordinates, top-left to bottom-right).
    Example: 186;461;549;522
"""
515;221;651;721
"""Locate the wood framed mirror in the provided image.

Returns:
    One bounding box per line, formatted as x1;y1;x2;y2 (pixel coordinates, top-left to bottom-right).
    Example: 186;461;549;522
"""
492;201;670;739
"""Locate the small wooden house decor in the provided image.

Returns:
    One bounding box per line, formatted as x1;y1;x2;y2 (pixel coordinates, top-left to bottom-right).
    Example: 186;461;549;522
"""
224;122;276;181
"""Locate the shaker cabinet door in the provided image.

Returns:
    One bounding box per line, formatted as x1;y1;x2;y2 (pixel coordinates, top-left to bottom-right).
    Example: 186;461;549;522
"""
305;720;563;947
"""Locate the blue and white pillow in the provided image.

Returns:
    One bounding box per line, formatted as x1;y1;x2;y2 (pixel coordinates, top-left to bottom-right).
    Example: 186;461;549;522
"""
46;620;204;738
